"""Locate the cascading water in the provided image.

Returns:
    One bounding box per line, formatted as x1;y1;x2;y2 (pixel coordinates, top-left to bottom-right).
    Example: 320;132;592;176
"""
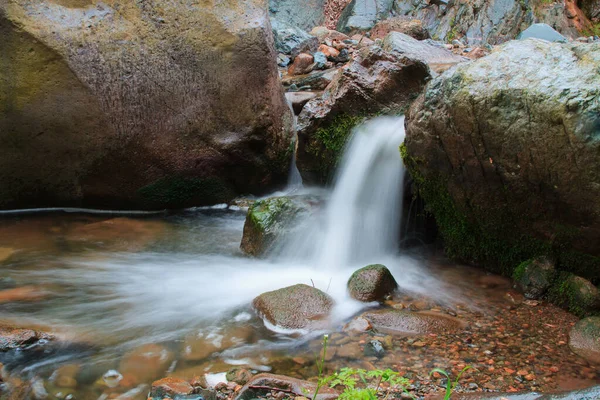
285;98;304;191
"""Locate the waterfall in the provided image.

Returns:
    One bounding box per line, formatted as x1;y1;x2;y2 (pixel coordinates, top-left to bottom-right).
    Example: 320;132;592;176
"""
285;99;303;191
281;116;407;269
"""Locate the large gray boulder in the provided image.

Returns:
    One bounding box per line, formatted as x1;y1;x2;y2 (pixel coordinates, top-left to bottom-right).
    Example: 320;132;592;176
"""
269;0;325;31
271;18;319;56
0;0;293;210
404;39;600;279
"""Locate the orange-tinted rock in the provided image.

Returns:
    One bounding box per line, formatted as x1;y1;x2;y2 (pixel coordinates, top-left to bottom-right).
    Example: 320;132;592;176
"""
318;44;340;59
288;53;315;76
370;17;430;40
361;310;464;335
149;377;193;399
0;325;53;351
118;344;174;387
182;325;254;361
53;364;80;388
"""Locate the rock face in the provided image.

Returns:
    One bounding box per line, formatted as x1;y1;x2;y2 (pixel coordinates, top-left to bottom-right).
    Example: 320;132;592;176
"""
569;316;600;364
391;0;591;44
0;0;293;210
337;0;395;33
370;16;431;40
235;373;338;400
513;257;556;300
269;0;326;31
580;0;600;20
252;284;334;330
404;39;600;281
297;41;430;182
382;32;467;73
347;264;398;302
240;195;321;257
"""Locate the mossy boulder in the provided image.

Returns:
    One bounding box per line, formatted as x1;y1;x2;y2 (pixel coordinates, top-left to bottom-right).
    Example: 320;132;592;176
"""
347;264;398;302
240;195;321;257
296;43;430;183
252;284;334;331
513;257;556;300
404;39;600;282
569;316;600;364
0;0;293;210
548;273;600;317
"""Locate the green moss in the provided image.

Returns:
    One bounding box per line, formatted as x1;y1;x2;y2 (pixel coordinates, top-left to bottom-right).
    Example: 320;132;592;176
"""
307;114;367;182
138;176;234;208
548;272;598;317
513;259;533;282
248;197;295;232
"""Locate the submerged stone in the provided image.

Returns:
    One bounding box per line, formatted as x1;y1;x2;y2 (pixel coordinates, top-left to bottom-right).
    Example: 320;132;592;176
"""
0;325;54;351
118;344;174;387
347;264;398;302
149;377;193;399
361;309;463;335
253;284;334;330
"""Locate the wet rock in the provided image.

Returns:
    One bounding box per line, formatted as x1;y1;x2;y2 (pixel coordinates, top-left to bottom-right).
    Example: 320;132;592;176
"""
382;32;467;73
0;326;53;351
182;325;254;361
313;51;329;69
337;0;395;33
269;0;325;31
318;44;341;60
404;39;600;280
297;43;429;183
364;339;385;358
118;344;174;387
52;364;79;389
282;68;340;91
0;0;293;210
253;284;334;330
371;17;430;40
518;23;568;42
336;341;362;358
361;310;463;335
343;316;373;333
235;373;338;400
550;274;600;316
271;19;319;57
513;257;556;300
240;195;321;257
285;92;319;115
149;377;193;399
347;264;398;302
226;368;253;385
569;316;600;364
65;218;166;251
289;53;315;75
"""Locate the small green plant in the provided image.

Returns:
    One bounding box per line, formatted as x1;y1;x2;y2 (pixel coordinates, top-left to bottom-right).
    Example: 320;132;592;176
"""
312;334;330;400
326;367;411;400
430;366;473;400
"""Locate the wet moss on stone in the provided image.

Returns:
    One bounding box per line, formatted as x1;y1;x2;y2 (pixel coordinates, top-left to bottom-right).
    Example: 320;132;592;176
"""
138;176;234;209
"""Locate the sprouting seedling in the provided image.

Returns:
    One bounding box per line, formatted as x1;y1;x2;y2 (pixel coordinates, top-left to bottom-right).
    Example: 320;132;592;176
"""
430;366;473;400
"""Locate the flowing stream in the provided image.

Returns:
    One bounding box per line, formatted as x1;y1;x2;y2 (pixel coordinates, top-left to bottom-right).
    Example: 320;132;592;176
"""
2;117;590;398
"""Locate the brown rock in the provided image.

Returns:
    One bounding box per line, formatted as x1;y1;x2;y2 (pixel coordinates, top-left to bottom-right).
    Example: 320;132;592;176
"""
253;284;334;330
361;310;464;335
347;264;398;302
234;373;338;400
318;44;340;60
310;26;350;43
53;364;80;388
149;377;193;399
182;325;254;361
0;286;48;304
0;248;14;263
343;316;373;333
371;17;430;40
0;325;54;351
66;218;166;251
289;53;315;75
0;0;293;210
119;344;174;387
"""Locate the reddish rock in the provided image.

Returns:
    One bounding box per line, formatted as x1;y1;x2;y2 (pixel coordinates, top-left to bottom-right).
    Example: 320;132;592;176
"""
318;44;340;60
0;325;53;351
118;344;174;387
149;377;193;399
288;53;315;75
234;373;338;400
